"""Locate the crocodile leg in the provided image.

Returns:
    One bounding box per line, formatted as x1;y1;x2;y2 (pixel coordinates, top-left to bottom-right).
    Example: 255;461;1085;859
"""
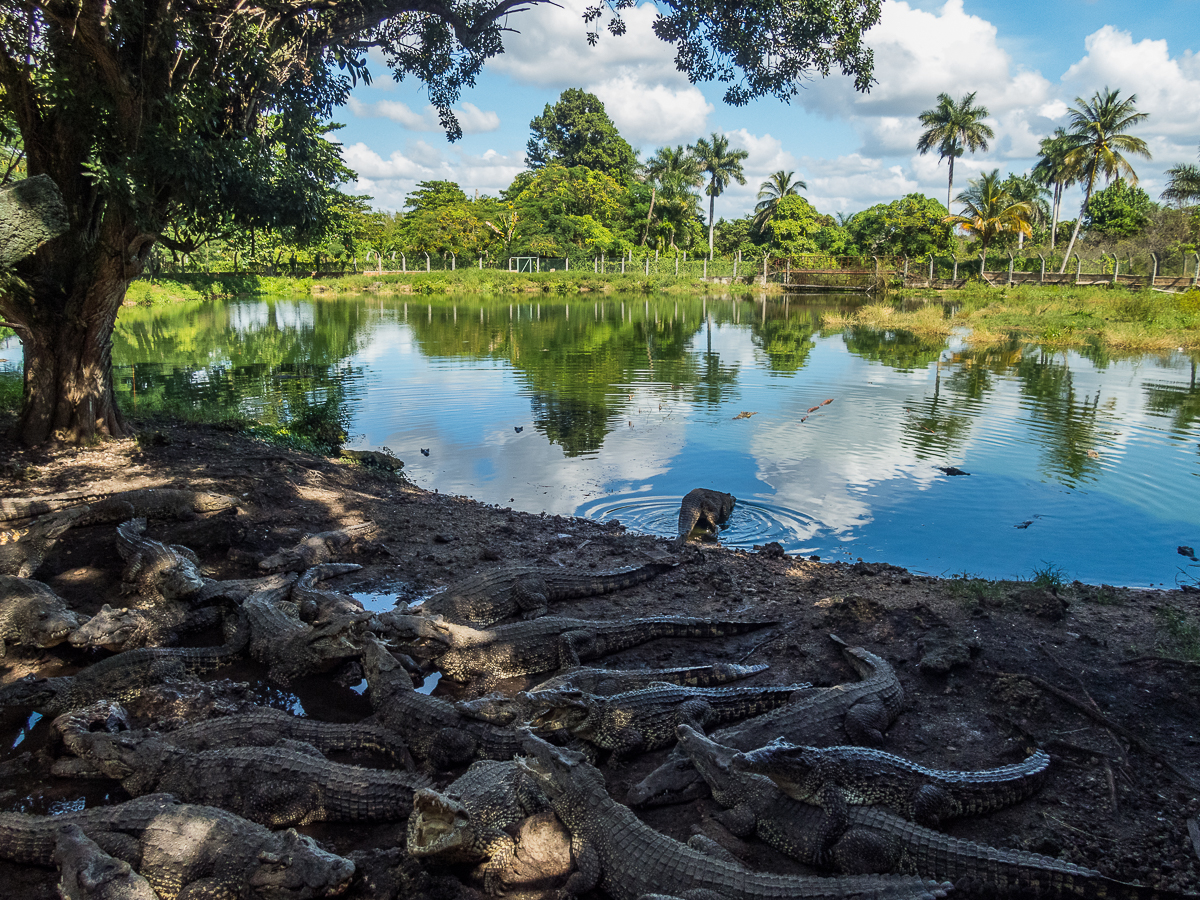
844;695;890;747
512;577;551;619
565;833;601;896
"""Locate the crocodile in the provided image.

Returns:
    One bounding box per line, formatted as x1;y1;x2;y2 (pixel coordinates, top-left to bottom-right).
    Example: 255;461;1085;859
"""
0;506;89;577
0;793;355;899
677;724;1183;900
0;629;246;714
116;518;205;604
53;824;159;900
628;635;905;807
456;662;770;726
242;592;367;685
0;574;82;655
732;741;1051;827
259;523;376;573
407;759;550;894
361;636;523;770
419;561;676;626
292;563;368;624
0;487;239;525
527;680;815;758
379;612;776;683
56;720;432;827
54;700;415;769
514;731;953;900
676;488;735;546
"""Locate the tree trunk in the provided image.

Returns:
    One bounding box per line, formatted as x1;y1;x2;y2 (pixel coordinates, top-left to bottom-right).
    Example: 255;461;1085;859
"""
641;186;656;246
707;187;716;260
3;210;152;445
1059;177;1094;273
1050;182;1061;250
947;152;955;212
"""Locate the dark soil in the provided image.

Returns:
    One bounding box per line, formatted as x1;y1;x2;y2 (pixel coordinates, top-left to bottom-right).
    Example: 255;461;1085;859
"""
2;420;1200;899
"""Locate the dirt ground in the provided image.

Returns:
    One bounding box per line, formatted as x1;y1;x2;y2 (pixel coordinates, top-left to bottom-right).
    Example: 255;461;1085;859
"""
2;420;1199;899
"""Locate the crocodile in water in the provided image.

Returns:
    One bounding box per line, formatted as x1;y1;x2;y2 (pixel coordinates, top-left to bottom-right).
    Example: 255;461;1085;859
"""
382;612;776;683
676;488;735;545
420;561;676;626
628;635;905;807
56;719;431;827
515;731;953;900
732;740;1050;827
0;793;354;899
0;575;82;655
527;679;814;758
293;563;368;624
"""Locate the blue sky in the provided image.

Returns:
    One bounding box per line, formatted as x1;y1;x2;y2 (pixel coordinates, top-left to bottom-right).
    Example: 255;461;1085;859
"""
336;0;1200;220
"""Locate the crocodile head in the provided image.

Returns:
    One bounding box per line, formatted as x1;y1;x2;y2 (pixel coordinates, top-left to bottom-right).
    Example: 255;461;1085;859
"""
729;739;822;800
625;754;709;808
405;787;479;862
156;559;205;602
69;605;144;651
4;589;81;648
65;728;179;784
525;689;592;737
674;723;745;807
515;729;601;803
247;828;356;899
193;491;240;513
455;692;523;725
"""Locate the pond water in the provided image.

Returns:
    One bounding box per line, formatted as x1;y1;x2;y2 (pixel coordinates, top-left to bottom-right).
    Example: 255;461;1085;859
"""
2;292;1198;587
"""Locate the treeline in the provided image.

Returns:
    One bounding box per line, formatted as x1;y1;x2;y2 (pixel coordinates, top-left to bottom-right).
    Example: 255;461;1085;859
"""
143;88;1198;277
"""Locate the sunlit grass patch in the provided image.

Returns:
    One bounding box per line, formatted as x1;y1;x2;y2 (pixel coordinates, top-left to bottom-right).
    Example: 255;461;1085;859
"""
1155;606;1200;661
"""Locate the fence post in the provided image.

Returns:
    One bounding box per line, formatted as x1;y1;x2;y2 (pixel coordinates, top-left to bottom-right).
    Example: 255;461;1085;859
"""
565;256;569;272
621;256;625;274
1039;254;1045;284
734;250;739;279
1007;253;1014;286
702;258;707;279
953;257;959;282
903;257;909;279
1075;255;1082;285
401;253;406;272
1112;253;1119;286
602;252;605;274
763;253;768;284
1193;252;1199;287
1150;252;1158;280
425;252;430;273
675;253;679;277
451;253;456;271
645;256;649;276
980;251;986;281
537;257;541;273
927;255;933;284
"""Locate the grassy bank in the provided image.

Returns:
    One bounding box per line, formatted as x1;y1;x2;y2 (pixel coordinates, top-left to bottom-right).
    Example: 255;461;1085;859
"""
824;284;1200;352
125;268;778;305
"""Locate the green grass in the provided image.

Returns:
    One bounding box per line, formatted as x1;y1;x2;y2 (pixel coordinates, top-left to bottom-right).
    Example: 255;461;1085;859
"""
944;573;1007;609
1155;606;1200;660
1030;561;1068;591
911;284;1200;351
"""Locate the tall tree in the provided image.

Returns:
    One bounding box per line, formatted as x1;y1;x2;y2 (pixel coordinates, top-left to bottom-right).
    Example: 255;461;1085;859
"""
1162;146;1200;207
945;170;1032;258
526;91;637;182
1;0;885;446
1000;173;1050;249
691;133;749;259
916;92;995;212
753;170;807;234
1032;128;1082;250
641;145;702;245
1058;87;1152;271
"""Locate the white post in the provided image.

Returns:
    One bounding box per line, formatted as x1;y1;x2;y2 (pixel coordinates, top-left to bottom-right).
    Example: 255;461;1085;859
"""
1151;252;1158;280
478;256;482;269
703;259;707;279
1075;255;1082;284
645;256;649;276
763;253;768;283
1007;253;1014;286
401;253;406;273
953;258;958;281
734;250;739;278
621;257;625;274
1039;255;1045;284
1112;254;1119;286
928;256;934;283
565;256;569;272
425;252;430;273
675;254;679;277
537;257;540;273
451;253;456;271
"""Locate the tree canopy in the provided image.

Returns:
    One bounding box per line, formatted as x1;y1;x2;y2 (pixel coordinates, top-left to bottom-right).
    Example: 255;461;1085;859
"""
846;194;952;258
526;90;638;182
916;92;994;212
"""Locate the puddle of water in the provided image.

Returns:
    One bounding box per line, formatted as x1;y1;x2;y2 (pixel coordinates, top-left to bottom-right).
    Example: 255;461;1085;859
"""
11;711;43;750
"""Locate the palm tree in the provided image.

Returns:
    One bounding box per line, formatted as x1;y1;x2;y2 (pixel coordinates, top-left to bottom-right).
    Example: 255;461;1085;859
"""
945;170;1033;258
1032;128;1082;250
655;171;704;251
1000;173;1050;249
691;133;749;259
1057;87;1151;271
752;170;807;235
916;92;995;211
1162;145;1200;207
640;145;702;245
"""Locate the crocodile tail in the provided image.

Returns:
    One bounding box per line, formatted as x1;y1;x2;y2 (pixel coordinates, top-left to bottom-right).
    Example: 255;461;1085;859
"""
676;504;703;543
222;610;251;654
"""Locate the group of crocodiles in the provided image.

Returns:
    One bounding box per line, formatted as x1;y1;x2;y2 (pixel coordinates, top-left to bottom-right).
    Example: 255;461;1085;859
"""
0;485;1192;900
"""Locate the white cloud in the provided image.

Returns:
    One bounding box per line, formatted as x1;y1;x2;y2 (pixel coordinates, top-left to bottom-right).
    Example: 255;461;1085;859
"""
802;154;921;211
591;76;713;143
341;142;525;211
348;97;501;134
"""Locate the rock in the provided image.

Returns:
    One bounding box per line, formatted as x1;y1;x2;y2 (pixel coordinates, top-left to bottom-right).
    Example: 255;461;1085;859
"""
1014;586;1068;621
918;626;979;675
753;542;785;558
342;449;405;472
504;811;572;891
